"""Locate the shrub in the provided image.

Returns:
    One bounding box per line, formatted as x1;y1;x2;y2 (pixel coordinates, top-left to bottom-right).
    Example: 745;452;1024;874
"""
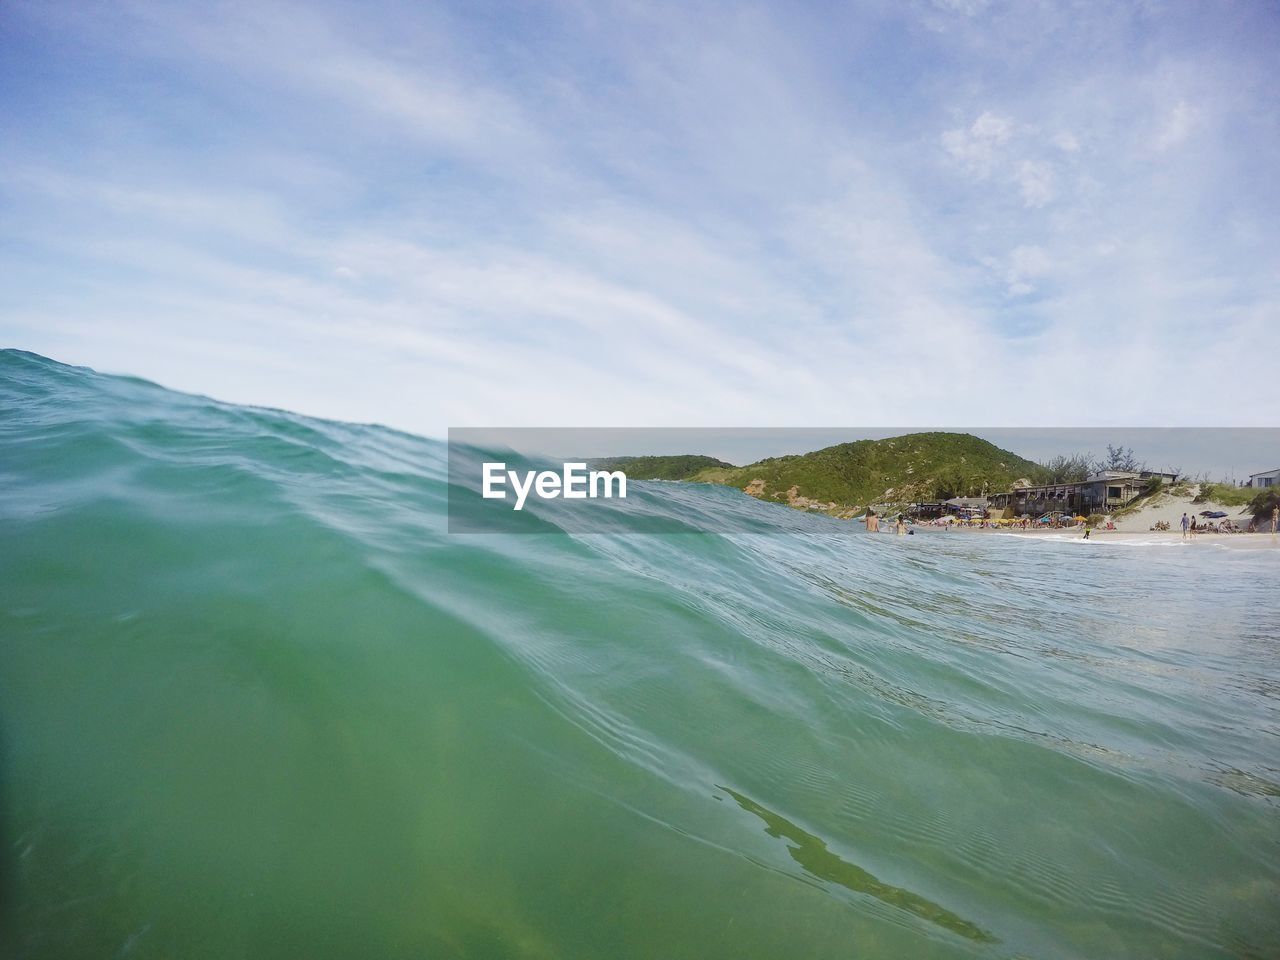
1197;482;1262;507
1250;489;1280;521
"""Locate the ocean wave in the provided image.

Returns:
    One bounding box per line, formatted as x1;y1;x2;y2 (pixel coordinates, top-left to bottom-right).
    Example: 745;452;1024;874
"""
2;350;1278;960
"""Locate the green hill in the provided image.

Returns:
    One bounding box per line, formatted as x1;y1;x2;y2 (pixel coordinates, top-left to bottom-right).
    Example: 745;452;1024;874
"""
690;432;1048;512
590;454;735;480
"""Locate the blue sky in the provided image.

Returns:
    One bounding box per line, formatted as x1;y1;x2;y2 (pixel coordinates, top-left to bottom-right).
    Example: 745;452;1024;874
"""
2;0;1278;436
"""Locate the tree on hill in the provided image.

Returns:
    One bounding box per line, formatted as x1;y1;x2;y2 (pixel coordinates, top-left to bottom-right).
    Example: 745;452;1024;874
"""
592;454;734;480
1096;444;1143;473
688;432;1047;509
1042;453;1094;483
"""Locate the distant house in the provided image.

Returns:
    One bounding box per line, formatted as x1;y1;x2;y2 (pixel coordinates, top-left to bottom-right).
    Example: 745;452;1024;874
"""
989;482;1077;516
906;501;945;519
905;496;990;519
1081;471;1146;512
1246;468;1279;489
944;496;988;517
990;469;1175;517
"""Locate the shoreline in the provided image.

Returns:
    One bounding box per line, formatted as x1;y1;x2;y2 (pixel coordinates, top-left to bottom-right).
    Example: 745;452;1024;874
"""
903;526;1280;549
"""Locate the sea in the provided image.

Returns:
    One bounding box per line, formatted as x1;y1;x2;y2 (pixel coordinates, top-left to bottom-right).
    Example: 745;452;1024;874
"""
2;349;1277;959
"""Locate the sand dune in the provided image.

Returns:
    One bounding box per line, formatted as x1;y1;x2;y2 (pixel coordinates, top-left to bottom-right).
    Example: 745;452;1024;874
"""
1110;487;1257;533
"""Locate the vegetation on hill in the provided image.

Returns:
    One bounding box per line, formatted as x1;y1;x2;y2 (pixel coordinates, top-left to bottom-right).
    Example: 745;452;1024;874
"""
1248;488;1280;521
601;434;1217;520
1194;482;1261;507
591;454;735;480
688;432;1049;511
1043;444;1187;486
1042;453;1095;483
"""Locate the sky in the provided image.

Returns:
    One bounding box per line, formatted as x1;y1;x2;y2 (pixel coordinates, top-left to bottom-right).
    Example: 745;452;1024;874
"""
2;0;1278;441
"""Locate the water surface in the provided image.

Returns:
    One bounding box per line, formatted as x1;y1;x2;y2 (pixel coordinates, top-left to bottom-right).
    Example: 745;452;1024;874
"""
2;350;1278;959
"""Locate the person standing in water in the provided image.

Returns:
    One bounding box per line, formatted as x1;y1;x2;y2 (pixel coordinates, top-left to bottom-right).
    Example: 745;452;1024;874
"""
866;510;879;533
1181;513;1190;539
895;515;905;535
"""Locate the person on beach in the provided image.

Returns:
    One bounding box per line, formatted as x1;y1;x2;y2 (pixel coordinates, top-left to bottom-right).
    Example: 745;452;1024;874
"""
1272;505;1278;536
1181;513;1190;539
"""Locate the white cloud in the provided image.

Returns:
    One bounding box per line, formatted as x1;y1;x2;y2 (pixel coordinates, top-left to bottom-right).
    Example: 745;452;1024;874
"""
931;0;991;15
1015;160;1055;208
989;245;1053;297
1;0;1277;430
1153;100;1200;151
942;111;1014;177
944;113;1059;208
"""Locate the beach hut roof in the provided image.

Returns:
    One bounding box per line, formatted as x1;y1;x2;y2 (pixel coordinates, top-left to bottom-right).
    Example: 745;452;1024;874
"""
1084;471;1142;483
944;497;988;508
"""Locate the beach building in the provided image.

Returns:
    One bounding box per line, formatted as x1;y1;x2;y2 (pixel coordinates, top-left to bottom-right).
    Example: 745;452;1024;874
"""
990;482;1078;516
944;496;988;518
906;501;945;519
1246;468;1279;489
907;497;989;519
990;470;1178;517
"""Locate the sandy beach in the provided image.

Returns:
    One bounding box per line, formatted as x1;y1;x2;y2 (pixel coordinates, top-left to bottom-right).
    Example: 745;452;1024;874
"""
899;483;1277;549
998;529;1279;549
902;525;1279;549
1106;487;1255;533
900;481;1278;549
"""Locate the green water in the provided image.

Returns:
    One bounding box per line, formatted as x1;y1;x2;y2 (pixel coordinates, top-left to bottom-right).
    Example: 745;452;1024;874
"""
1;349;1278;959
